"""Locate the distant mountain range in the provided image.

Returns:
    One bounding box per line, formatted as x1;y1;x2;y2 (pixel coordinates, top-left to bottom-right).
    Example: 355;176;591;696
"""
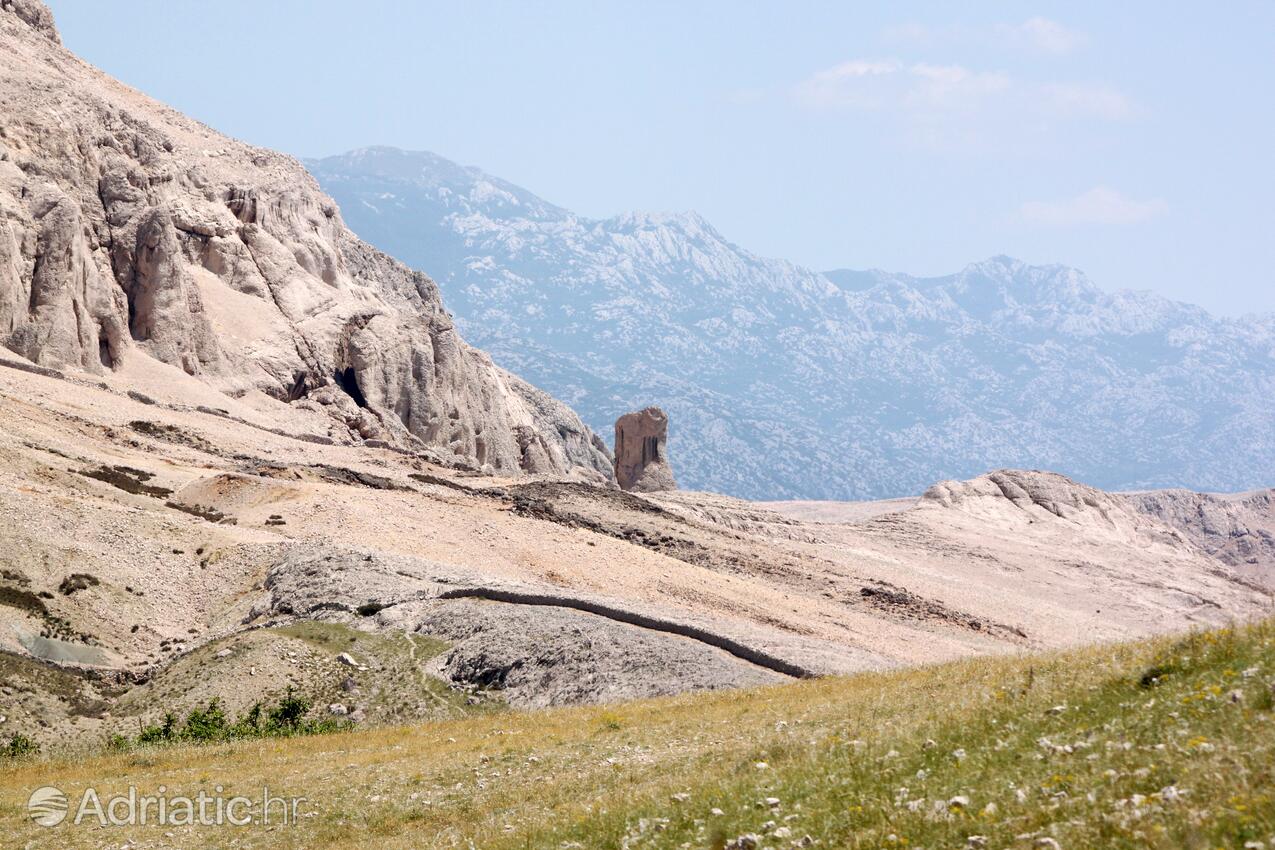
307;146;1275;500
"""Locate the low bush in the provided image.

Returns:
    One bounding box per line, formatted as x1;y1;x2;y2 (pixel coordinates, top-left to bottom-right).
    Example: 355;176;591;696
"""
121;688;346;749
0;732;39;760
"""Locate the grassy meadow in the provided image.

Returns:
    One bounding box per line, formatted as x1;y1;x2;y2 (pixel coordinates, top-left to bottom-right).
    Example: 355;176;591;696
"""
2;619;1273;849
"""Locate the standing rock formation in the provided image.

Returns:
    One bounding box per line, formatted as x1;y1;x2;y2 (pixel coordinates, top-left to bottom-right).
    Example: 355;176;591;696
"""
614;407;677;492
0;2;611;479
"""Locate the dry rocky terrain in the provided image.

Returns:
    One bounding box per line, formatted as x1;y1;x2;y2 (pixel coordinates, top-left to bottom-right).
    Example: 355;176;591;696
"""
0;1;1271;753
0;356;1269;747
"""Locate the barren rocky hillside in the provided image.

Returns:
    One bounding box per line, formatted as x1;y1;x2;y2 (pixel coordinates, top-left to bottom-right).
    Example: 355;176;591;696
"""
0;2;610;479
0;359;1268;745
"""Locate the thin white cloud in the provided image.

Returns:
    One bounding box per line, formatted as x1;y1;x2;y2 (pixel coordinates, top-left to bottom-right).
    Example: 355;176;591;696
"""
999;17;1087;55
1019;187;1168;226
792;60;902;109
793;60;1009;113
908;63;1012;108
792;60;1130;126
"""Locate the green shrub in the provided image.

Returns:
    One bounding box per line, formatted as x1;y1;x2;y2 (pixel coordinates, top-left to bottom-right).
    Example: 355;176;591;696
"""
127;689;346;750
229;701;264;738
1;732;39;760
137;710;179;744
267;687;310;733
182;697;230;741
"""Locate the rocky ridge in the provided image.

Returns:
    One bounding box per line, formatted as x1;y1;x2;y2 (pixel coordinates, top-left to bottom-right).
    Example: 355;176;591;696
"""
308;146;1275;500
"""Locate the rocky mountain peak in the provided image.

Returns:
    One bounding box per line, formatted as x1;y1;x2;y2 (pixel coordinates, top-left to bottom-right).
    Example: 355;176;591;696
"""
919;469;1196;551
306;148;569;224
923;469;1120;520
1125;488;1275;585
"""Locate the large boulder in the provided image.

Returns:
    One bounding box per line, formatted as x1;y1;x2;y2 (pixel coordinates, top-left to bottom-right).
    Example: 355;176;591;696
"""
614;407;677;492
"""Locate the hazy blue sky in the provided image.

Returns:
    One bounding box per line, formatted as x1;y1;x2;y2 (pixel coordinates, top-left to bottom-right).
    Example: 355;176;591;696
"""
47;1;1275;316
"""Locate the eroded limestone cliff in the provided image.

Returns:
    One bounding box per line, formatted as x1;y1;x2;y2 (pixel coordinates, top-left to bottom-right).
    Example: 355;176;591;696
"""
0;2;611;478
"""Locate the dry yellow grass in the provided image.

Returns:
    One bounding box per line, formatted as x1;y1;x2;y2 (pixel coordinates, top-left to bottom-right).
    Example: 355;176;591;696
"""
2;619;1273;849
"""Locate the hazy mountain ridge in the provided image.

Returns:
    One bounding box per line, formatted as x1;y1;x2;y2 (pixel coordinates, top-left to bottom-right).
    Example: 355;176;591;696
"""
309;146;1275;499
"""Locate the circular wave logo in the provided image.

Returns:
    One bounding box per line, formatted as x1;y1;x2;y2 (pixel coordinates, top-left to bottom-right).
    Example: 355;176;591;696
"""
27;786;69;827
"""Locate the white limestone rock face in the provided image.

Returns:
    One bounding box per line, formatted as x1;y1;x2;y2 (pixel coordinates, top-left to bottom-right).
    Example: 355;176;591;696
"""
1125;488;1275;588
918;469;1195;550
0;3;611;478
